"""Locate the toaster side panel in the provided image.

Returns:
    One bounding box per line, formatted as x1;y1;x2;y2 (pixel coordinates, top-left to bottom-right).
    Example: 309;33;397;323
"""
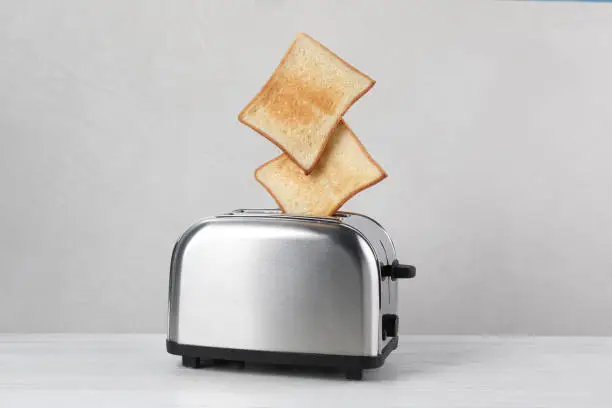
168;217;381;357
340;213;400;352
168;219;213;342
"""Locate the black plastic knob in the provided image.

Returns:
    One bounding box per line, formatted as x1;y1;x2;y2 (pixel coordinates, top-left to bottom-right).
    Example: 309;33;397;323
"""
381;260;416;280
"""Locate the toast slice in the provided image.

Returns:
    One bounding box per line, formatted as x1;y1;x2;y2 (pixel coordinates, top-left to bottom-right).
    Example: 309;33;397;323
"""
239;33;375;174
255;121;386;216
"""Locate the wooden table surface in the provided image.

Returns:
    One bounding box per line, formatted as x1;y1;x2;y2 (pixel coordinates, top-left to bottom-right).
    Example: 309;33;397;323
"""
1;334;611;407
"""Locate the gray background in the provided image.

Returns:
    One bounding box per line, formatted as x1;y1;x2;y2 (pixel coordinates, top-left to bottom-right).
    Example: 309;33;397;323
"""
1;0;611;335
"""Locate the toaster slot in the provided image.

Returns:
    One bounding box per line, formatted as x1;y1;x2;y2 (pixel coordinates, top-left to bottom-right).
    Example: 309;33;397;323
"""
225;209;344;224
230;208;281;215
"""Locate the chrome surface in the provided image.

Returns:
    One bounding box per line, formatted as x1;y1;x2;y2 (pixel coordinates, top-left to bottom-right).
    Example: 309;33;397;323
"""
168;209;399;356
340;212;398;350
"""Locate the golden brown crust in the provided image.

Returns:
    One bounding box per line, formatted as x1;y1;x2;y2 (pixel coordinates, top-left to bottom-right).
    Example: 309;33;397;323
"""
297;33;376;85
302;79;375;175
238;37;305;173
254;154;290;213
237;37;299;124
241;119;307;177
324;123;387;215
254;120;387;216
341;121;387;178
239;33;376;175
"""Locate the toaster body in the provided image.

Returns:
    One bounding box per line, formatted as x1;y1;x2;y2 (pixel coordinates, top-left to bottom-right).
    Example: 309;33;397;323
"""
166;209;415;379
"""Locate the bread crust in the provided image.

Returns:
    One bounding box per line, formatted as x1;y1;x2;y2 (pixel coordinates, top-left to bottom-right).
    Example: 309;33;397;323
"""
253;155;288;212
254;121;387;216
239;33;375;175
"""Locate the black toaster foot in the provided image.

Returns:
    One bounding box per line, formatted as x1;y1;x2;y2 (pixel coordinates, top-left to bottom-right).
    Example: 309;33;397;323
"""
345;369;363;380
182;356;215;368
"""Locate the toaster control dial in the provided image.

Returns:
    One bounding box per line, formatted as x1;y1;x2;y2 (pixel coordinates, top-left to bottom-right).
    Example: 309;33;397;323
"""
381;260;416;280
382;314;399;339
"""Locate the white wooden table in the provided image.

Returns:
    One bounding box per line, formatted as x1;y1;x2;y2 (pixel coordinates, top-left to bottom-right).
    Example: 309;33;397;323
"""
1;335;611;407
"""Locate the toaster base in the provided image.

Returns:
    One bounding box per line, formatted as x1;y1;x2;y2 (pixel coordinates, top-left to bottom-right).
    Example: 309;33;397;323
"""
167;337;398;380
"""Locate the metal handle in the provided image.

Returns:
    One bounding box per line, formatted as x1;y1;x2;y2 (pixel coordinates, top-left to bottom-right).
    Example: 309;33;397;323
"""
381;260;416;280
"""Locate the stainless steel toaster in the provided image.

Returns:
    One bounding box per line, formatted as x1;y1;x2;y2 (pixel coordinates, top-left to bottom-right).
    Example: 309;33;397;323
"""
166;209;415;380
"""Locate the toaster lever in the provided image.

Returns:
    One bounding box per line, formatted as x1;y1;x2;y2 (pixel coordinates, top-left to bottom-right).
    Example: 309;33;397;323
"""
382;260;416;280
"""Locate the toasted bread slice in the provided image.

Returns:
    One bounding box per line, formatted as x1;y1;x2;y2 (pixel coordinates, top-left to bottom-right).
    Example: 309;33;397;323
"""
255;121;386;216
239;33;375;174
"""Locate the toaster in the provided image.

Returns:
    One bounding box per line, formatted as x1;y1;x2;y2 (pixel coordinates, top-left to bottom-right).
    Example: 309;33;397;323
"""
166;209;416;380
